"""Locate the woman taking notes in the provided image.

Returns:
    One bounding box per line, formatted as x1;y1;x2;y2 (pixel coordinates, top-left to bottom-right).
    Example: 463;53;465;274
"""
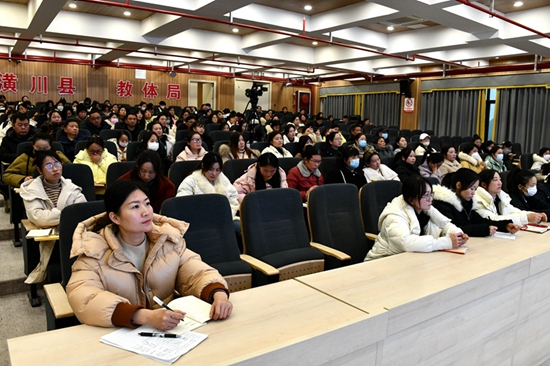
67;180;232;330
365;175;468;261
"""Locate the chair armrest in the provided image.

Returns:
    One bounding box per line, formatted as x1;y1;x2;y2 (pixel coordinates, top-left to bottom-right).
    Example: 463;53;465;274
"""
240;254;279;276
365;232;377;241
310;242;351;261
44;283;74;319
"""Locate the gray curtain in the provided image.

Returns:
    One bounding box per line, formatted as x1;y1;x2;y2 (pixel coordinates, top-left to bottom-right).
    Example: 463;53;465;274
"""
419;90;480;136
363;93;401;128
322;95;355;119
495;87;550;154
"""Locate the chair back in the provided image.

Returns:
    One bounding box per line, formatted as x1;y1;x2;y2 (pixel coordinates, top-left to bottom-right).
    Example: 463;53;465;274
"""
106;161;135;188
99;129;128;141
172;141;186;160
462;136;474;143
410;134;420;143
439;136;452;149
250;142;269;151
205;123;222;135
283;142;299;157
424;130;435;136
430;136;440;151
520;154;534;170
399;129;411;139
213;140;228;153
62;164;96;201
223;158;256;183
168;161;201;193
210;131;233;143
381;156;395;169
319;156;336;178
411;129;422;137
16;141;65;156
425;177;440;186
308;184;370;268
125;141;141;161
278;157;301;174
451;136;464;149
459;142;470;153
359;180;402;235
512;143;522;156
499;170;511;192
58;201;105;286
240;189;324;281
175;130;188;142
160;195;252;292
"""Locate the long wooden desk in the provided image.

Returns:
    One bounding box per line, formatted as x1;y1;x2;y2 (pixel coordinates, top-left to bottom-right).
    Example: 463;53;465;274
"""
8;280;382;366
8;230;550;365
296;231;550;365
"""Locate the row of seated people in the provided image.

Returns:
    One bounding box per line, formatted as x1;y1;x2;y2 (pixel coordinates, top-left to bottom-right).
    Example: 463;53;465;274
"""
29;158;550;332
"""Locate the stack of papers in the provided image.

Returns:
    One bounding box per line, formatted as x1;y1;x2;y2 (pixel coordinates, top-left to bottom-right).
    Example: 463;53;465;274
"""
100;296;213;363
492;232;516;240
101;326;207;364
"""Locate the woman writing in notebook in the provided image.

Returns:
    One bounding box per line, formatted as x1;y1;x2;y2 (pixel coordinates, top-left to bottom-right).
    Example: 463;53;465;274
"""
67;180;232;330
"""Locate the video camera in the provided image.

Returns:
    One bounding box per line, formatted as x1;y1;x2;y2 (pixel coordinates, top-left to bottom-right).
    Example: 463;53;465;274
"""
245;82;268;103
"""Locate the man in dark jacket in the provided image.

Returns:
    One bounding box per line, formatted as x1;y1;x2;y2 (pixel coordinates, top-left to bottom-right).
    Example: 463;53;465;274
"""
0;113;36;164
115;111;143;142
81;109;111;137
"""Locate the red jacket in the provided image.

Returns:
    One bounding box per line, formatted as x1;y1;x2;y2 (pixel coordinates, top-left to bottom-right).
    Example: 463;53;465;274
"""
118;171;175;213
286;166;324;202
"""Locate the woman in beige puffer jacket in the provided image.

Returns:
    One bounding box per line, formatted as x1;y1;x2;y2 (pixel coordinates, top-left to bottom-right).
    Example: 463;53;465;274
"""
67;180;231;330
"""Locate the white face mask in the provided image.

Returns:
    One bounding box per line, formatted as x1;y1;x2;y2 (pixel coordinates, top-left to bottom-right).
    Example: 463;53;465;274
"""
422;141;430;147
118;141;128;148
544;154;550;161
526;186;537;197
471;152;481;160
148;142;159;151
57;106;64;111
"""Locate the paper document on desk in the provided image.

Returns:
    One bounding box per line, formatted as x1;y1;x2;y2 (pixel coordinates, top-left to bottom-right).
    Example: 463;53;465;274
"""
26;229;52;238
100;325;208;364
492;232;516;240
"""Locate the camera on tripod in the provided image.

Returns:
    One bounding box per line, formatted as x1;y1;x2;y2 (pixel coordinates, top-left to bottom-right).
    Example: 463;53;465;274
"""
245;82;268;102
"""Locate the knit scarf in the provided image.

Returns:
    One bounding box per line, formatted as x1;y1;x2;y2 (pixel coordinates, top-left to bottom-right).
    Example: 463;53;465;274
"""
297;160;321;178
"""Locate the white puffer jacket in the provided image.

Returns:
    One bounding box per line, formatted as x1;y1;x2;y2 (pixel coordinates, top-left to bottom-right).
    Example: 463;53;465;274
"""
365;195;462;261
20;176;87;227
473;186;530;225
176;169;240;219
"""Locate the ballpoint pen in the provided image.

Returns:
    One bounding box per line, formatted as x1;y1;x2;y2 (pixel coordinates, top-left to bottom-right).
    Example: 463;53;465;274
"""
153;295;184;322
138;332;181;338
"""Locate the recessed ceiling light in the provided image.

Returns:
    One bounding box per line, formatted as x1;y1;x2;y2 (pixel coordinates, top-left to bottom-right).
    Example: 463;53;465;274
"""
514;1;523;7
123;11;131;16
495;56;500;59
69;3;77;8
304;5;312;11
232;28;239;33
312;41;318;46
387;25;394;31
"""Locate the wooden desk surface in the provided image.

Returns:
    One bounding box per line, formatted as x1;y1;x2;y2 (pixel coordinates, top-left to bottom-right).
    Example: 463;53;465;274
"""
8;280;380;366
296;231;549;335
21;219;59;241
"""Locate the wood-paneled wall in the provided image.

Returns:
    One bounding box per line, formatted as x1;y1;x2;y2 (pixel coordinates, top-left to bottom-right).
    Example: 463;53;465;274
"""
0;60;310;113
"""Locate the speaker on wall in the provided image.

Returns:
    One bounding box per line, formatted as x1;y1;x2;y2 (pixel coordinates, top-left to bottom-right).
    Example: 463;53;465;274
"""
399;79;412;98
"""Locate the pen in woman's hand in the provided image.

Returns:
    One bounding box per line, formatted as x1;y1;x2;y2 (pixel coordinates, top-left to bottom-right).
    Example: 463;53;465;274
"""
153;296;184;322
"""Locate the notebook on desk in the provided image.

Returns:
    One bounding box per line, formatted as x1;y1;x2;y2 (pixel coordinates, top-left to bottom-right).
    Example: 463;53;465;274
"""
520;224;550;234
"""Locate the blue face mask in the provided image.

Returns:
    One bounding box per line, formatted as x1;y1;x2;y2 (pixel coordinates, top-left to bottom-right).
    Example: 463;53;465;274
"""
349;158;360;169
496;153;504;162
358;140;367;148
381;133;388;140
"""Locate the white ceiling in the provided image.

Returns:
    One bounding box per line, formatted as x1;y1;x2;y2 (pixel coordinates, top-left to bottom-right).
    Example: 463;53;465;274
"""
0;0;550;82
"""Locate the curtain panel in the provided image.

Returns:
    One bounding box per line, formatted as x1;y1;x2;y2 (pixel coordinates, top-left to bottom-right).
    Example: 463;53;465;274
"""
495;87;550;154
362;93;401;128
419;90;481;137
321;95;355;119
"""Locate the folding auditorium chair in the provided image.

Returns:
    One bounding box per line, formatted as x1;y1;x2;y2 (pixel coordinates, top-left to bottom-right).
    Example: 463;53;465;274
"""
125;141;141;161
168;161;201;194
222;158;256;183
240;188;348;286
210;131;233;143
439;136;452;149
283;142;299;157
44;201;106;330
520;153;534;170
106;161;136;188
161;195;252;292
213;140;229;153
99;129;128;141
307;184;371;270
250;142;269;152
277;157;301;174
359;180;402;243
